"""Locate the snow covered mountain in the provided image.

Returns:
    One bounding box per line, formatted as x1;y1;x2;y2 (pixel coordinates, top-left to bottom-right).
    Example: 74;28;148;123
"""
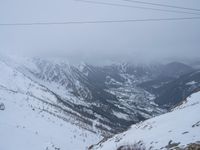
0;56;169;135
0;55;197;150
0;59;102;150
140;69;200;108
90;91;200;150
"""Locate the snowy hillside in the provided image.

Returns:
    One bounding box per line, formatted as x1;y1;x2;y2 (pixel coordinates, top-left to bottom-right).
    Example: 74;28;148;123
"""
0;60;102;150
0;56;168;135
0;55;197;150
91;91;200;150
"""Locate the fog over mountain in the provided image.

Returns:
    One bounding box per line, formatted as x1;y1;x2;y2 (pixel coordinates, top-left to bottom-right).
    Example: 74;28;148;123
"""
0;0;200;64
1;1;200;150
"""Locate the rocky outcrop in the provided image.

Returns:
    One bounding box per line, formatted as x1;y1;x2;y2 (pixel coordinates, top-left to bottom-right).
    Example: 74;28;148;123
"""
0;102;5;110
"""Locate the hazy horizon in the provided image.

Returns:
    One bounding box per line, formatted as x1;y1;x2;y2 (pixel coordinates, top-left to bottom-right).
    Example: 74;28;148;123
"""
1;0;200;64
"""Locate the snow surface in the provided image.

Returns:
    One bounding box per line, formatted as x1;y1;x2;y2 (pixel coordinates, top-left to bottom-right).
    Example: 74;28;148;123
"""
0;60;102;150
0;55;168;136
186;81;198;86
92;91;200;150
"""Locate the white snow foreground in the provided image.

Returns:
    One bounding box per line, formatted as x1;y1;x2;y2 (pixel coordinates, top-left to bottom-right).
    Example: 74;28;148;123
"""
91;91;200;150
0;61;102;150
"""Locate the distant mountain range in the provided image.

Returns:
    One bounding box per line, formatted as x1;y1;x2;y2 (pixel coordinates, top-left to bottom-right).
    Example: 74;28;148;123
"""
0;55;200;149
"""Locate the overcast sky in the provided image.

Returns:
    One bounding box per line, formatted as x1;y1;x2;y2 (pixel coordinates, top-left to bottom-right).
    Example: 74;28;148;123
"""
0;0;200;64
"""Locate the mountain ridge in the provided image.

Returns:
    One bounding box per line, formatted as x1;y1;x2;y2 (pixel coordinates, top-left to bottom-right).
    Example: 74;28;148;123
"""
0;55;199;150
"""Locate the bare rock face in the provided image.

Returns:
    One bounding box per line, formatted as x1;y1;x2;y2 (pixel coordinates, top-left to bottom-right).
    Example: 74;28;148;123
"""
167;142;200;150
117;141;146;150
0;103;5;110
186;143;200;150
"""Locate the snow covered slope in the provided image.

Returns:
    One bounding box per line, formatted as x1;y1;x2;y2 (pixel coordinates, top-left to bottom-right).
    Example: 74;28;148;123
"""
1;56;167;135
91;91;200;150
0;60;102;150
0;55;196;150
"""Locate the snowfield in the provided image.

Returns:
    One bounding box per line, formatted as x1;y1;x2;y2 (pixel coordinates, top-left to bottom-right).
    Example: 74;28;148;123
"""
0;55;199;150
0;60;102;150
0;55;167;136
91;91;200;150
